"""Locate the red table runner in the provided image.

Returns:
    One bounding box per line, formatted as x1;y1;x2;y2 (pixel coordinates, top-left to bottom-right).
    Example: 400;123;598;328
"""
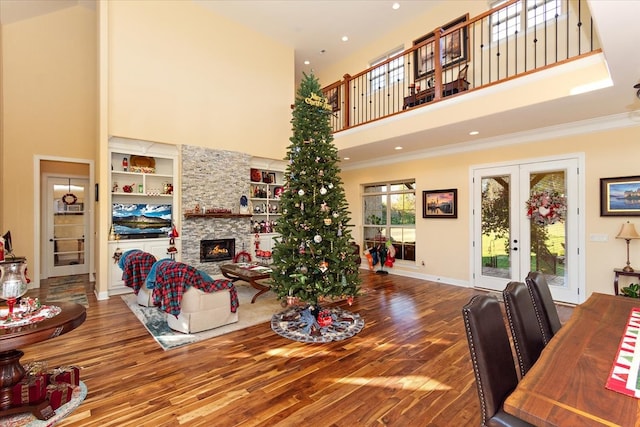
606;307;640;397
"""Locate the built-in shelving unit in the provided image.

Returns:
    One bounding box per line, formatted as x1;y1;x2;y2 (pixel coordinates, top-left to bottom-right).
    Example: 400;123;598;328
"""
107;137;180;296
249;158;286;261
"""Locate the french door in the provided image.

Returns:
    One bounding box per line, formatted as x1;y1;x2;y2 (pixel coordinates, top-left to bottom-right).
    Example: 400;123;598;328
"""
46;176;90;277
472;158;581;304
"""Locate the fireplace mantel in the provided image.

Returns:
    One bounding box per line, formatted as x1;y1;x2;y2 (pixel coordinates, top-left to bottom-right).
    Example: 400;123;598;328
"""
184;213;252;219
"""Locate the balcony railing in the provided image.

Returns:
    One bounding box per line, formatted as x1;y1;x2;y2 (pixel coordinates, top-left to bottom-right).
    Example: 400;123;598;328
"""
323;0;599;134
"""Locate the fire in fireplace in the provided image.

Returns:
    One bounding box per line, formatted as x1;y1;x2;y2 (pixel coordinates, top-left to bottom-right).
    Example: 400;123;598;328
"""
200;239;235;263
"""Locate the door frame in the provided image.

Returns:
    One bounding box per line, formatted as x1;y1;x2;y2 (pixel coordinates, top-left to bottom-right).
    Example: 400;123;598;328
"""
34;156;95;285
468;152;586;304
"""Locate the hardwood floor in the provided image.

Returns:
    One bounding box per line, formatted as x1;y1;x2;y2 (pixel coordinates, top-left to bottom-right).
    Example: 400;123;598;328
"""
18;272;573;426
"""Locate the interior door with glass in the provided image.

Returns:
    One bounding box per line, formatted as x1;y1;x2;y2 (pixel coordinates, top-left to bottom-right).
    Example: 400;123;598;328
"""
472;158;580;304
47;177;89;277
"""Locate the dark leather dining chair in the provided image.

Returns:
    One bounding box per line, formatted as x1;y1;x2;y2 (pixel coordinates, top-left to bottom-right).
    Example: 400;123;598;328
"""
525;271;562;345
503;281;546;378
462;295;533;427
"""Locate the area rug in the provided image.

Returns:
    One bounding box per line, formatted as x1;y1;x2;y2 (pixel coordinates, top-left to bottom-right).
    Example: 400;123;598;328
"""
43;275;89;308
0;381;87;427
122;285;282;351
271;305;365;343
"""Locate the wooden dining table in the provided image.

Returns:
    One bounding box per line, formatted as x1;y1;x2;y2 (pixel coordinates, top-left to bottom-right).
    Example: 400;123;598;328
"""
504;293;640;426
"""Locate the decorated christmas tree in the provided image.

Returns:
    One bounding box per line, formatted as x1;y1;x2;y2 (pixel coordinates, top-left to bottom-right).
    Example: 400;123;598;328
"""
271;72;360;314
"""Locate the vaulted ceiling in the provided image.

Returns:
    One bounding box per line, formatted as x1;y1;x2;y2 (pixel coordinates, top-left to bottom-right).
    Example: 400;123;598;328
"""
2;1;639;165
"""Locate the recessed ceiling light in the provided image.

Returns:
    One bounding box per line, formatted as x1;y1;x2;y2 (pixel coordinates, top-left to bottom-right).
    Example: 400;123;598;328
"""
304;60;310;65
395;146;403;150
342;36;349;42
392;3;400;10
469;131;479;135
343;157;350;160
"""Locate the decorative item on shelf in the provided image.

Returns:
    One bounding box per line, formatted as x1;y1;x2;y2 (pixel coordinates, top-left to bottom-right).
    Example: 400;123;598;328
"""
262;172;273;183
616;221;640;272
112;182;119;193
129;155;156;173
194;203;201;214
122;184;134;193
526;190;567;226
138;184;143;193
163;183;173;195
274;186;284;199
251;168;262;182
122;157;128;171
240;195;250;214
112;247;122;263
206;207;232;214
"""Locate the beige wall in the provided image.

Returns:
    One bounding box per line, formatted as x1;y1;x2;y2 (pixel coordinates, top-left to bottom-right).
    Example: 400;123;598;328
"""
316;1;486;87
1;5;97;270
107;0;293;157
341;125;640;298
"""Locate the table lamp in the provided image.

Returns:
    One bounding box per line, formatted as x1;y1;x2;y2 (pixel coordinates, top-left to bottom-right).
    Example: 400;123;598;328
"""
616;221;640;272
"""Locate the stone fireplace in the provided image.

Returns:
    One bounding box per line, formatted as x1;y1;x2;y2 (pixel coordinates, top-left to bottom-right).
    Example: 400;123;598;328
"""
200;239;235;263
181;145;252;276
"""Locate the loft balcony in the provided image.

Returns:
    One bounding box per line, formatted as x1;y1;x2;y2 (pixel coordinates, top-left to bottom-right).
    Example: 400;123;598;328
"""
322;0;601;139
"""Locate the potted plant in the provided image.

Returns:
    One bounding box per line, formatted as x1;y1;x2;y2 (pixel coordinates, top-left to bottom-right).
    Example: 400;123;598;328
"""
620;283;640;298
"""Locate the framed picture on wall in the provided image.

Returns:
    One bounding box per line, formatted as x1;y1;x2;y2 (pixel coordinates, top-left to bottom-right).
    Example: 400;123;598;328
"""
413;14;469;78
423;189;458;218
600;175;640;216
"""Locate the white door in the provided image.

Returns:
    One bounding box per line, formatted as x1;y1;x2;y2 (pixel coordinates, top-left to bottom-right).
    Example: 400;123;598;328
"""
472;158;581;304
47;177;90;277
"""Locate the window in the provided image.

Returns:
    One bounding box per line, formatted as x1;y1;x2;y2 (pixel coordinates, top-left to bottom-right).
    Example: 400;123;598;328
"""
362;180;416;262
491;0;562;42
369;47;404;92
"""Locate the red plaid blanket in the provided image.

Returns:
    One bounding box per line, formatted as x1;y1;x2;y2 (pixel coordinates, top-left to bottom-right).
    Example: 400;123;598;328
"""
121;250;157;294
151;260;238;317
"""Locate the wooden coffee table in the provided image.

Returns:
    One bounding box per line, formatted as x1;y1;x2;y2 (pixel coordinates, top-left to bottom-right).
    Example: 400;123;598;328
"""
220;263;272;303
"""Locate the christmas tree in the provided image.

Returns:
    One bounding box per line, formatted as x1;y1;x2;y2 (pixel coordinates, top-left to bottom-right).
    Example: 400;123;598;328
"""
271;72;360;314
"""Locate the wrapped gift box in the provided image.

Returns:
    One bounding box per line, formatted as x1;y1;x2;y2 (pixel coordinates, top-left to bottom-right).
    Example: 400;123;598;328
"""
47;365;80;386
46;383;74;410
12;374;46;405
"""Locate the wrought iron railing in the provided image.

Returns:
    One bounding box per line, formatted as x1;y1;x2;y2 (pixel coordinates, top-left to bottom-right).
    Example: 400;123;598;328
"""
324;0;599;133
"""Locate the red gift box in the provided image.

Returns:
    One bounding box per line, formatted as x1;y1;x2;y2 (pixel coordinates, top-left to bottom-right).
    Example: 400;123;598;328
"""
47;365;80;386
46;383;74;410
12;374;46;405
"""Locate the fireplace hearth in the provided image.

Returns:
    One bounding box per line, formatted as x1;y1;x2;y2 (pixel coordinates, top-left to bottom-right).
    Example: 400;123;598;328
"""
200;239;235;262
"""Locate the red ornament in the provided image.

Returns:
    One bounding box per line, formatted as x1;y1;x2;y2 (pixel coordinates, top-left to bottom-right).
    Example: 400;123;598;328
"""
347;296;354;306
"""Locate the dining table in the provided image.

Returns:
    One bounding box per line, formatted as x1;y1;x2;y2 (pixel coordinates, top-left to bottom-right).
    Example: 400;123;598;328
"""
504;292;640;426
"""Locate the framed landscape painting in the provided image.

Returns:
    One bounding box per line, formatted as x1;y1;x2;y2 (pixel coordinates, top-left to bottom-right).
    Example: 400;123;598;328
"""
600;175;640;216
423;189;457;218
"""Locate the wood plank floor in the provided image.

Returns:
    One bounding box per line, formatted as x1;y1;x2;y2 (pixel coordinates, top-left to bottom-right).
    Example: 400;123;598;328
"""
19;271;573;426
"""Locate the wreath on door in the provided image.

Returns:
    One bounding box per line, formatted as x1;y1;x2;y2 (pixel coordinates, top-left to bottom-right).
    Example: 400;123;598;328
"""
526;190;567;226
62;193;77;205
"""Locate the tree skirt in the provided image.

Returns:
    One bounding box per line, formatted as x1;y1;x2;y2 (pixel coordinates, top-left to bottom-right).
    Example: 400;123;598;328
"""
271;305;364;343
